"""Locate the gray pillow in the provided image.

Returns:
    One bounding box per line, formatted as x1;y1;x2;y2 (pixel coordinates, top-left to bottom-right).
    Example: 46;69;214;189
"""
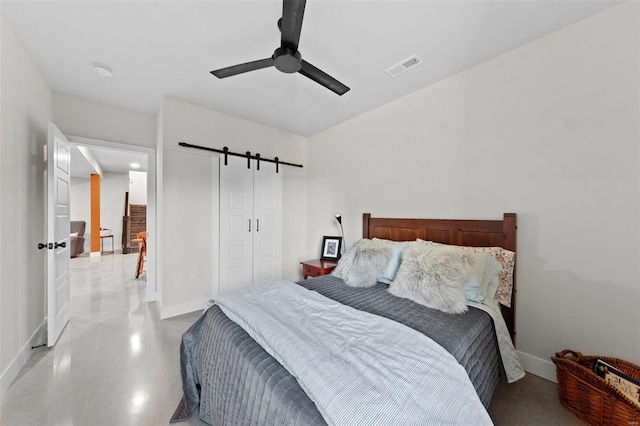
333;239;392;287
388;241;473;314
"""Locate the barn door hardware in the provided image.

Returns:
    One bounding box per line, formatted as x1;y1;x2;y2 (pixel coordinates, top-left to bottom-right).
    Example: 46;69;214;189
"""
178;142;303;173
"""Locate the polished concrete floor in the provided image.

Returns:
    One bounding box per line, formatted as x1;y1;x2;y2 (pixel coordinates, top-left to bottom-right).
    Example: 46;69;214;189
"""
0;253;204;425
1;252;581;425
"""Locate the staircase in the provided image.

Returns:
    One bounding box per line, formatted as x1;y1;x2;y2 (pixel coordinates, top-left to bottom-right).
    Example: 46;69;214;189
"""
121;193;147;254
129;204;146;244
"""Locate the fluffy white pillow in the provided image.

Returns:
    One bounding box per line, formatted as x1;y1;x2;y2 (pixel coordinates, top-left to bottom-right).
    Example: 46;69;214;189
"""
388;241;473;314
333;239;392;288
418;239;515;307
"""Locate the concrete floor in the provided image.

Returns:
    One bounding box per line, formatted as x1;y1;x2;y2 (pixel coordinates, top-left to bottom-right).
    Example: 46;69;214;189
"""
0;252;582;425
0;253;204;425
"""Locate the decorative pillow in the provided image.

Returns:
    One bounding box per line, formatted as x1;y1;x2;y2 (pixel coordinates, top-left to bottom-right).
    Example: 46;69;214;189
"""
482;256;502;304
332;239;392;288
388;241;473;314
70;232;79;237
372;238;408;284
464;252;490;303
418;240;515;307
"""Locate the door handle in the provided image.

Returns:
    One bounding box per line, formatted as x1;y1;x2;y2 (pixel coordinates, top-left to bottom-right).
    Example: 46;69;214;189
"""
55;241;66;249
257;219;259;232
38;243;50;250
248;219;251;232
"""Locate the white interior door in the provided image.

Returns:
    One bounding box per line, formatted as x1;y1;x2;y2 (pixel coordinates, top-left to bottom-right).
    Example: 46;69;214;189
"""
47;123;71;347
252;161;282;283
219;156;253;291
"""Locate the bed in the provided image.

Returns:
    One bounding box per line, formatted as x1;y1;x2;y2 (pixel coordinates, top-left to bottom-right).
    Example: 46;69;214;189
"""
172;212;521;425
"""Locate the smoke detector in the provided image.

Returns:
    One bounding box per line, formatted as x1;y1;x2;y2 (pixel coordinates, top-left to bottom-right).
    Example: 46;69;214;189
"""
93;63;113;78
385;55;423;78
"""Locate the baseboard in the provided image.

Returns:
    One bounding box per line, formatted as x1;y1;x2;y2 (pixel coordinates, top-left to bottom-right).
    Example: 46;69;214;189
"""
0;319;47;397
517;350;558;383
90;251;101;257
160;297;208;319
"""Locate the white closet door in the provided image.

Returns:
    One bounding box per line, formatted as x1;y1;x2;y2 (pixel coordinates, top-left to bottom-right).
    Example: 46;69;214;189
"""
252;161;283;283
219;157;254;291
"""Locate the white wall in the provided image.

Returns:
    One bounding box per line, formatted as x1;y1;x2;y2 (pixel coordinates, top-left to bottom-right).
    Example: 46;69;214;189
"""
129;171;147;205
0;16;53;394
157;97;307;317
53;93;156;149
307;2;640;376
99;172;128;250
155;102;164;304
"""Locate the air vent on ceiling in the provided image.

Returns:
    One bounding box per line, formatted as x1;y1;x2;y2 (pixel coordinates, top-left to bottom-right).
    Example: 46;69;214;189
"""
385;54;423;78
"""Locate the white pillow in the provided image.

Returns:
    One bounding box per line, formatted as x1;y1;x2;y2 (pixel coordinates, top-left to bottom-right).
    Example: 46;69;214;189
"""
481;256;502;304
464;252;490;303
418;239;515;307
388;241;473;314
410;245;500;304
333;239;392;288
70;232;79;237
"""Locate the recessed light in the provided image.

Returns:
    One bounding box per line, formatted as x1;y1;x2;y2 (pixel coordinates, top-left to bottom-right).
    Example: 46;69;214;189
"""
93;63;113;78
130;162;140;169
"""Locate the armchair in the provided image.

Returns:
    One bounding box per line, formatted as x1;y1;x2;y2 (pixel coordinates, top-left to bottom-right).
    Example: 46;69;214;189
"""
70;221;86;258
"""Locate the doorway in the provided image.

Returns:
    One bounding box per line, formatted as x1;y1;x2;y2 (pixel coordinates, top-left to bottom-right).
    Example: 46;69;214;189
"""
66;135;157;302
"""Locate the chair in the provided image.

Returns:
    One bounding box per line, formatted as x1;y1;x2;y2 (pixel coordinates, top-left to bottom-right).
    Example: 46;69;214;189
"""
134;231;147;279
70;221;86;258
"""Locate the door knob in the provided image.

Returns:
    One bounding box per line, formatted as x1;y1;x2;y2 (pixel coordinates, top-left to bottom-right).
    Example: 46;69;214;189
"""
54;241;66;249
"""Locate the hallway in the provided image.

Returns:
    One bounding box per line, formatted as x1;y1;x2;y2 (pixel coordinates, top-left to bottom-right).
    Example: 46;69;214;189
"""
0;253;203;425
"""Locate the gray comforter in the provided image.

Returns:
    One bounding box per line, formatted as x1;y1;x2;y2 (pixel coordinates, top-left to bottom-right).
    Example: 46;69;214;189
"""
172;275;501;425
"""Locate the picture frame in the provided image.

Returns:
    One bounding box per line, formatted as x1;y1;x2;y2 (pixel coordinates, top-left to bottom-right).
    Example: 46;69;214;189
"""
320;236;342;260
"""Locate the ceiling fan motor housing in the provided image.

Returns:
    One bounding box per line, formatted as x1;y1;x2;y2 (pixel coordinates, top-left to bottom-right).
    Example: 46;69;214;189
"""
210;0;349;95
273;47;302;73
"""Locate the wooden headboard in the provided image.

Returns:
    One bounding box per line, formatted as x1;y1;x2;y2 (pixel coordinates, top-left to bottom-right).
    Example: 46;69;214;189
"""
363;212;517;344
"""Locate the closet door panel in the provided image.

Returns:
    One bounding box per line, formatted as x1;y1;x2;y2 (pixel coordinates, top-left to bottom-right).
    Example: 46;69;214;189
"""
252;162;282;283
219;157;253;291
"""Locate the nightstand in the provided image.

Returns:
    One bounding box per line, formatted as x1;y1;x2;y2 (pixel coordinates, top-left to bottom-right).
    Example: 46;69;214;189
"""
300;259;338;279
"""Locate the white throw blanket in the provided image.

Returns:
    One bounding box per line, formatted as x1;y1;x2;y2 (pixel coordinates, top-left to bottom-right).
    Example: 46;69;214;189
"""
468;299;525;383
212;281;493;426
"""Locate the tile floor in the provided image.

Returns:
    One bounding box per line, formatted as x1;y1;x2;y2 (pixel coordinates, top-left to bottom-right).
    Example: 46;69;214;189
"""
1;252;581;425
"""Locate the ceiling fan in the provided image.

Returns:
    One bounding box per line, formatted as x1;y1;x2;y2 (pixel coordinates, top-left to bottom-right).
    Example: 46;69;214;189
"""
210;0;350;96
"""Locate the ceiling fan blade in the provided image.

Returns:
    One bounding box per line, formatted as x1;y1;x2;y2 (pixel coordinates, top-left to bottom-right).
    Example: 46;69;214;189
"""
211;58;274;79
280;0;306;50
299;60;350;96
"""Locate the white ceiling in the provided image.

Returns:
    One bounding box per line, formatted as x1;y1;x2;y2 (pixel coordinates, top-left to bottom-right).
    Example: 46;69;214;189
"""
70;144;148;178
2;0;622;137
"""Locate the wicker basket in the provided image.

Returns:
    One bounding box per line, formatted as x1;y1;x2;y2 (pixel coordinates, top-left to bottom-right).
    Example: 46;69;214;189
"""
552;349;640;425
